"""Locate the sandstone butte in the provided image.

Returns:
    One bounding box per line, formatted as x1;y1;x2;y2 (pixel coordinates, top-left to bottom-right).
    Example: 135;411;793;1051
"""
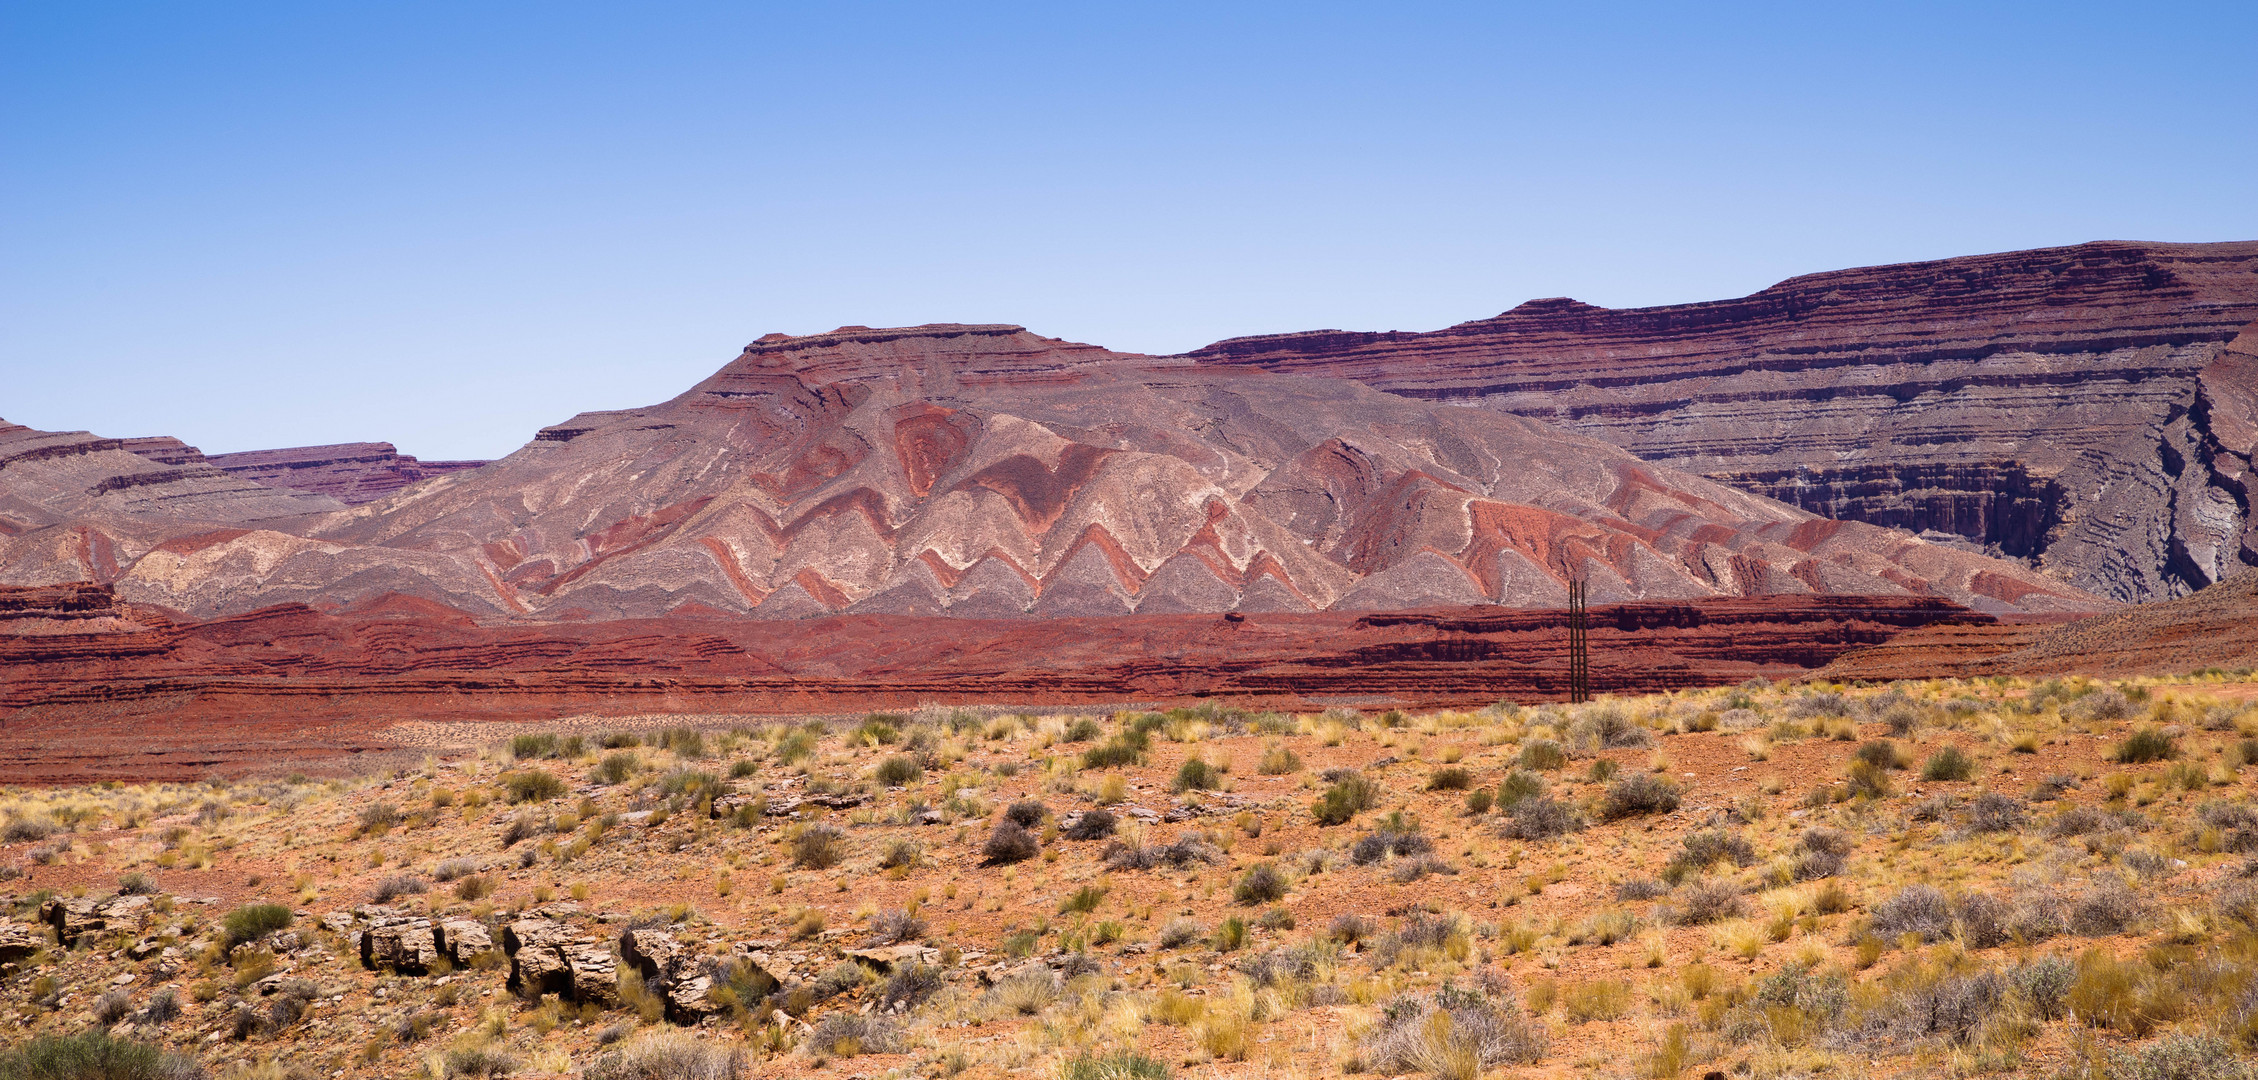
1182;239;2258;604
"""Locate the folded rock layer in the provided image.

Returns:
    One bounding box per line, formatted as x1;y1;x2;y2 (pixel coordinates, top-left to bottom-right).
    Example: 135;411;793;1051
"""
0;323;2105;622
1182;240;2258;603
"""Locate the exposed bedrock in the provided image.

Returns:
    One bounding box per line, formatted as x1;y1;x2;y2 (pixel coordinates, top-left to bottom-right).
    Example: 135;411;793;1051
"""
0;322;2105;620
1181;241;2258;602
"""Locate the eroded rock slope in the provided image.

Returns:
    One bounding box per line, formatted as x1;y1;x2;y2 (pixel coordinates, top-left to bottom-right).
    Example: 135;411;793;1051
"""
1184;240;2258;602
2;325;2101;620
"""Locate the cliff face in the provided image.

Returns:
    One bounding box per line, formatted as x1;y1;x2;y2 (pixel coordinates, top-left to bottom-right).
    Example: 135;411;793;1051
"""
0;325;2101;620
198;443;487;503
1183;241;2258;603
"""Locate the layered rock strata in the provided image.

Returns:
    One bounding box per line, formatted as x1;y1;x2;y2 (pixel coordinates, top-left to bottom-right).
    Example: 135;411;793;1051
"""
0;582;2003;782
1183;241;2258;602
199;443;487;504
1;324;2102;620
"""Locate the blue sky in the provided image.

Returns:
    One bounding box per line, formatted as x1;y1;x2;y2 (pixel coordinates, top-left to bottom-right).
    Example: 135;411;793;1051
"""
5;2;2254;460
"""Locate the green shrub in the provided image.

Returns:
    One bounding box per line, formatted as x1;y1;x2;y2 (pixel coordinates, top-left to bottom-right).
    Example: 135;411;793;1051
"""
510;733;559;760
874;755;924;787
1059;885;1107;914
1173;756;1222;793
1062;717;1104;742
1497;768;1546;809
504;770;565;803
1211;916;1248;951
222;903;293;948
1311;771;1378;826
852;715;903;746
1518;738;1567;770
2113;728;2177;764
1082;732;1148;770
0;1031;202;1080
1426;767;1472;791
1464;788;1494;815
1584;758;1620;784
727;758;758;779
593;752;639;785
1922;745;1978;782
657;727;707;759
774;730;817;764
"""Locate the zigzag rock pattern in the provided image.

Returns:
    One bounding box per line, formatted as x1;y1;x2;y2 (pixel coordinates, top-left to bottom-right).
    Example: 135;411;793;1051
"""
2;324;2101;620
1183;241;2258;603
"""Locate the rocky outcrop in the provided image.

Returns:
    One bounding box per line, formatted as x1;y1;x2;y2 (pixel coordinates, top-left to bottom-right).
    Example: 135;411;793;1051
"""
503;918;615;1004
199;443;486;504
1183;241;2258;602
39;894;150;946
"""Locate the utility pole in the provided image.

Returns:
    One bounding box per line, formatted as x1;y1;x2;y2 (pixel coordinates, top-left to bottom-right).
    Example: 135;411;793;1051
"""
1568;579;1589;704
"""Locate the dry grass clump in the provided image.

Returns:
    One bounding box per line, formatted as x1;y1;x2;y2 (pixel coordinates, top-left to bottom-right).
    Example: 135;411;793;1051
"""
1600;774;1681;819
1498;795;1579;840
1359;986;1547;1076
789;823;848;869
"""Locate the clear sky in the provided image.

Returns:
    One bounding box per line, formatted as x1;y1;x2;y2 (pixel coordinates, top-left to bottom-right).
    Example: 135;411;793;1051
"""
5;2;2255;461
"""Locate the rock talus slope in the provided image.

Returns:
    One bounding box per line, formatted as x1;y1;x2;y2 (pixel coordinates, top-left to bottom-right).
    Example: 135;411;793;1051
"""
1184;240;2258;602
1;323;2098;620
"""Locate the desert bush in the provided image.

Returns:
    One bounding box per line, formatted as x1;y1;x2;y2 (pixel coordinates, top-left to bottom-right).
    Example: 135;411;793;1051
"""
432;858;479;882
1517;738;1567;770
1498;795;1579;840
1671;879;1745;926
1463;788;1493;815
2114;728;2178;764
1496;768;1546;808
0;1031;204;1080
982;821;1040;865
1312;771;1379;826
2066;688;2135;723
877;838;923;870
440;1046;517;1077
358;801;402;833
510;733;560;759
504;770;565;803
91;989;133;1026
874;755;923;787
1157;919;1207;949
1003;800;1049;828
2068;949;2182;1036
1426;767;1472;791
773;731;817;765
1062;809;1116;840
1172;756;1222;793
865;908;926;945
2070;874;2144;935
879;963;944;1012
1855;739;1910;770
369;874;428;903
1082;730;1149;769
592;752;639;785
1870;885;1952;941
1;818;54;844
1351;826;1434;865
1102;835;1222;871
658;727;708;758
454;875;494;902
1615;878;1670;901
1211;915;1248;951
1965;792;2028;833
1329;913;1377;944
1921;746;1978;782
137;989;180;1026
2097;1034;2253;1079
584;1028;747;1080
222;902;293;948
1361;987;1548;1074
2012;955;2076;1020
115;871;159;896
1663;830;1756;883
789;824;848;870
1600;774;1681;820
1258;743;1302;775
1233;863;1289;904
1060;1049;1170;1080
